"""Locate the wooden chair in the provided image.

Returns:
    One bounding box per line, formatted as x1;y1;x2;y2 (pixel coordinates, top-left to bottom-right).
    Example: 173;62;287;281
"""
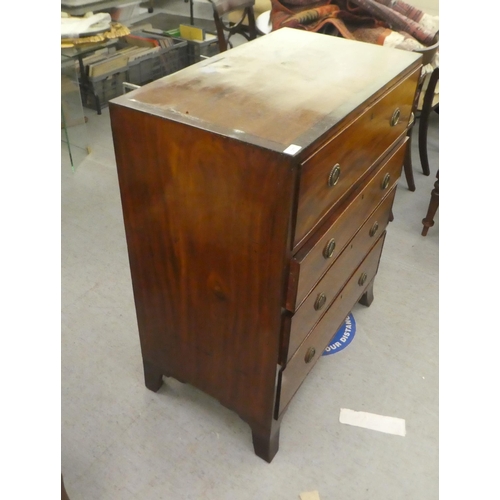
418;66;439;177
210;0;257;52
420;66;439;236
403;39;439;191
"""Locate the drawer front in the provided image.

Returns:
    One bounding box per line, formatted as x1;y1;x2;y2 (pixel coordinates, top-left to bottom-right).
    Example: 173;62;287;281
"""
287;187;396;361
290;139;406;311
277;234;386;416
294;68;419;247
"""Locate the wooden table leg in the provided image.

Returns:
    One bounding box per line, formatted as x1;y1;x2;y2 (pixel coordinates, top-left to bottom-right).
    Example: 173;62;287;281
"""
250;419;281;463
143;359;164;392
358;280;375;307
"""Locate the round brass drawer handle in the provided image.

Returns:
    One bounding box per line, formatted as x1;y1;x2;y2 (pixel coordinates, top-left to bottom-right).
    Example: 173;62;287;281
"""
381;173;391;190
390;108;401;127
369;221;379;237
327;164;341;187
323;238;336;259
314;293;327;311
358;272;368;286
305;346;316;363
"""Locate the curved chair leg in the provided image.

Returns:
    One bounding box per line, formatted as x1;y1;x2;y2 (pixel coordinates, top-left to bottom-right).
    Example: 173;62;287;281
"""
246;6;257;40
419;67;439;176
213;10;228;52
421;171;439;236
403;127;416;191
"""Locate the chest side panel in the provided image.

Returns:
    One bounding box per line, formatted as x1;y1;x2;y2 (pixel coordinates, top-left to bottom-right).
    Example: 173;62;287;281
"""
110;104;296;424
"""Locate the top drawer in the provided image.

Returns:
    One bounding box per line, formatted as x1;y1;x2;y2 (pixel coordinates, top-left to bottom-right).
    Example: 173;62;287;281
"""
293;67;420;248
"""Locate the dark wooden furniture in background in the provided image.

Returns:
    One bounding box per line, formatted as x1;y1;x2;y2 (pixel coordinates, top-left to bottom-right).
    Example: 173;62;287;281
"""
418;66;439;177
418;63;439;236
422;170;439;236
110;29;421;462
419;65;439;236
403;40;439;191
211;0;257;52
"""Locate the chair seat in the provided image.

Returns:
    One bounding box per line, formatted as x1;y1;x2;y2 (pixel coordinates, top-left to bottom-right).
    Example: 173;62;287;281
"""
256;10;272;35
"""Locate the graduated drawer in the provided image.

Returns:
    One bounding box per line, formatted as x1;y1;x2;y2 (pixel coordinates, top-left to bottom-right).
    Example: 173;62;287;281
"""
293;67;419;248
286;138;406;312
286;186;396;361
277;234;386;417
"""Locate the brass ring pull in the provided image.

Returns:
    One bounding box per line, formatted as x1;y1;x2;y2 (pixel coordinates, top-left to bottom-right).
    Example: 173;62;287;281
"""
323;238;336;259
305;346;316;363
381;173;391;190
327;164;341;187
369;221;379;237
358;272;368;286
390;108;401;127
314;293;327;311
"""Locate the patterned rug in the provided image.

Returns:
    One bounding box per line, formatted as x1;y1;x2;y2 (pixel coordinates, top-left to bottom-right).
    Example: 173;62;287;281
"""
270;0;438;51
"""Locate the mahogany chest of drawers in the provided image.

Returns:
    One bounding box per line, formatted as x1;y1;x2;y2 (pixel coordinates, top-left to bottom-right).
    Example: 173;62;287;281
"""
110;28;421;462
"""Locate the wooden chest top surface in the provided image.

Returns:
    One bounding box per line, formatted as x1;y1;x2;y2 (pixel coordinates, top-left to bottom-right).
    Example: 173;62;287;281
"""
111;28;421;154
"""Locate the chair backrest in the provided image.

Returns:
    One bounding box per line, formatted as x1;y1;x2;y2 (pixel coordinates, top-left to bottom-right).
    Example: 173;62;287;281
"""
209;0;257;52
210;0;255;15
412;36;439;66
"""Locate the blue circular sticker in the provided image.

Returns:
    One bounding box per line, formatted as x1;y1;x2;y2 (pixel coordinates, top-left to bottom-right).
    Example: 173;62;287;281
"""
322;313;356;356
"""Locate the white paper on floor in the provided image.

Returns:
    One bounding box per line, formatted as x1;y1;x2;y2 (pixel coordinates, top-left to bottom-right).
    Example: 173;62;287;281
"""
299;491;321;500
339;408;406;436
